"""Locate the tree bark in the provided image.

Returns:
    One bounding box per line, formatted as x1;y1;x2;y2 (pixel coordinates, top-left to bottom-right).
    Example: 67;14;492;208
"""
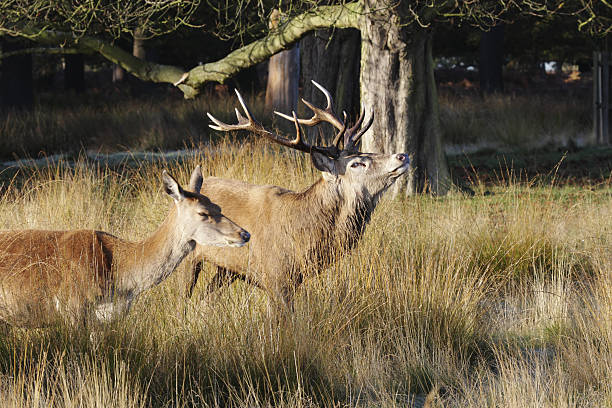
479;25;504;95
133;29;146;60
300;28;360;143
265;46;300;117
265;9;300;127
0;38;34;110
8;2;452;195
359;5;451;196
113;30;145;84
112;64;125;82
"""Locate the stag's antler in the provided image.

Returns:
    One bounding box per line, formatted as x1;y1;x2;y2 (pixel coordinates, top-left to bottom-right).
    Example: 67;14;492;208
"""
275;80;373;154
208;89;319;155
207;81;372;157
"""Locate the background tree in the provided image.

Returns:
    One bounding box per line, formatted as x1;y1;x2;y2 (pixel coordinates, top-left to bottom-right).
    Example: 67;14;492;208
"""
300;28;361;142
479;25;504;95
0;38;34;110
265;10;300;119
64;54;85;93
0;0;608;194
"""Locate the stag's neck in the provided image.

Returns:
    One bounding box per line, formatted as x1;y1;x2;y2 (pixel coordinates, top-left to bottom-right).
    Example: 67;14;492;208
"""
115;208;194;297
298;178;374;248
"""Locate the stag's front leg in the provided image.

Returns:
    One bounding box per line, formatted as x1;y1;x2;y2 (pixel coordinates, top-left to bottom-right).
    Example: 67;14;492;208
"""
205;266;241;295
185;260;204;299
273;272;303;313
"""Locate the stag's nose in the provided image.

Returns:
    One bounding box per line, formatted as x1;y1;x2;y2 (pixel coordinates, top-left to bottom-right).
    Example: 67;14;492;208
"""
240;230;251;243
395;153;409;164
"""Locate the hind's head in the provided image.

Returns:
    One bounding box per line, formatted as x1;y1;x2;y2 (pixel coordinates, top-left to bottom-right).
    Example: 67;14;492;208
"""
163;166;250;247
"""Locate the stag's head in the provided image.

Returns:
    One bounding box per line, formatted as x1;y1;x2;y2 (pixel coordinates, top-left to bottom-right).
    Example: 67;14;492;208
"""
208;81;409;200
163;167;250;247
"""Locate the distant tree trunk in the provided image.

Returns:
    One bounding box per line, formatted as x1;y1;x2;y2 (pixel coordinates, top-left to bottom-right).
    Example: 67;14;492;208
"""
479;25;504;95
112;31;145;84
133;29;146;60
359;3;451;196
64;54;85;93
112;65;125;82
265;47;300;115
0;38;34;110
300;28;360;143
265;10;300;122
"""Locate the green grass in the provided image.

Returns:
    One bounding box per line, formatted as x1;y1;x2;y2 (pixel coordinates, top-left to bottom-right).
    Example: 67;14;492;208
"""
0;142;609;407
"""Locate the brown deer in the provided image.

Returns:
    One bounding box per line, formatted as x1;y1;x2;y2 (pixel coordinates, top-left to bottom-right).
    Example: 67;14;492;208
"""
0;166;250;327
186;81;409;308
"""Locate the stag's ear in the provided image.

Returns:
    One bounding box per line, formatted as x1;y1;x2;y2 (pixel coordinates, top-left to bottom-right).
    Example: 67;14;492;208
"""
162;171;185;203
189;165;203;193
311;151;337;180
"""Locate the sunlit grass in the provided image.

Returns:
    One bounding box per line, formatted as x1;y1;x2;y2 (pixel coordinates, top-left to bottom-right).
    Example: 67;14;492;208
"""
0;140;609;406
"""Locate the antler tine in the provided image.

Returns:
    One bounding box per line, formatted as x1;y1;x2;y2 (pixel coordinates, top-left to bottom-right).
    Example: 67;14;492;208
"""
207;89;254;131
343;109;365;150
332;111;348;148
234;89;254;122
347;109;365;135
274;80;345;131
344;110;374;152
351;111;374;147
311;80;332;110
290;111;304;147
208;90;323;155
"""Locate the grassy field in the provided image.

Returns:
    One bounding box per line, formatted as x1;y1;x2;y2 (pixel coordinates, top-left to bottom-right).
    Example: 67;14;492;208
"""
0;87;593;160
0;138;609;407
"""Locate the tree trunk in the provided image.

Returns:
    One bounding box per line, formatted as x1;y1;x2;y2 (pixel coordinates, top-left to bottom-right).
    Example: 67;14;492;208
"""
265;9;300;125
479;25;504;95
133;29;146;60
112;65;125;82
112;31;145;84
300;28;360;143
0;38;34;110
265;46;300;122
64;54;85;93
359;5;451;196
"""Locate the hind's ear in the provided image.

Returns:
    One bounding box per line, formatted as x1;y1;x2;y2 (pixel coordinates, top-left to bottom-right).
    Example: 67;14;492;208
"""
189;165;203;193
162;171;185;203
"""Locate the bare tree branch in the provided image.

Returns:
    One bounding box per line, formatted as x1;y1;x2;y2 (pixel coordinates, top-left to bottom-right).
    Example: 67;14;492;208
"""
1;2;363;98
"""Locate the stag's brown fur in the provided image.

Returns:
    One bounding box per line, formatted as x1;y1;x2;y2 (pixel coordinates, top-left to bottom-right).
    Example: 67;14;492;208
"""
0;168;249;327
188;152;408;306
189;82;409;307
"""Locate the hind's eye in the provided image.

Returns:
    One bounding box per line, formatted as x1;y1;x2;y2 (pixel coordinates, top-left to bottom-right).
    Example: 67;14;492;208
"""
198;212;209;219
351;162;365;168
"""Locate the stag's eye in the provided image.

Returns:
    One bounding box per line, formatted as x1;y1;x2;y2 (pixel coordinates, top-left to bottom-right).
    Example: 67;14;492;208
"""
198;212;209;219
350;162;366;168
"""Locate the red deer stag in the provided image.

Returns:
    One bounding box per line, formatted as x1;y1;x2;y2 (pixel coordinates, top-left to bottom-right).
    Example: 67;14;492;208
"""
0;166;250;327
186;81;410;309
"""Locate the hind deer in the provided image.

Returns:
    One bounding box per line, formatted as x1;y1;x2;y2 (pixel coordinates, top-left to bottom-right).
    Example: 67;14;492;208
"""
0;166;250;327
186;81;410;309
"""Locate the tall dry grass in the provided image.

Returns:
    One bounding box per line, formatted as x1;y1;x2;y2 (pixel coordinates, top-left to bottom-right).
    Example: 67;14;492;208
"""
0;141;609;407
0;90;592;159
439;92;591;149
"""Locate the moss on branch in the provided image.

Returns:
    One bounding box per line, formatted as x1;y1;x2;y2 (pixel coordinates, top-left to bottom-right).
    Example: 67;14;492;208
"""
5;2;362;99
